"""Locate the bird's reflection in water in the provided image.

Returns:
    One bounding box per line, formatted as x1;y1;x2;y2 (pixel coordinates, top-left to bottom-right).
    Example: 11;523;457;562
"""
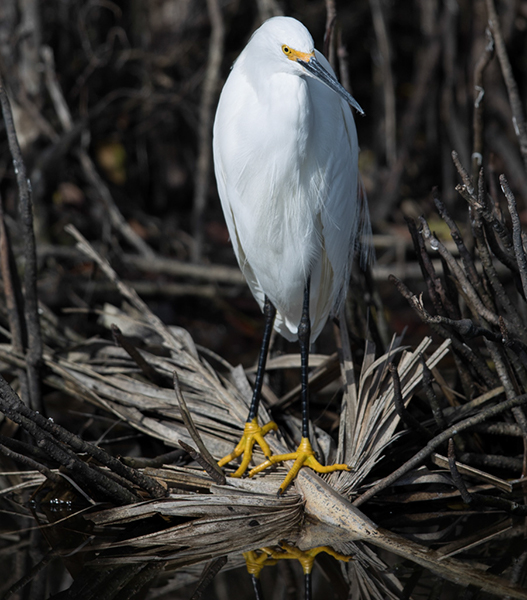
243;542;351;600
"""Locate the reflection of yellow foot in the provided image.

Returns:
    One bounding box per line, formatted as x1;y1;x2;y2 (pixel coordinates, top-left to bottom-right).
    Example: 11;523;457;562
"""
218;418;278;477
243;548;277;578
249;437;350;495
244;543;351;577
271;543;351;574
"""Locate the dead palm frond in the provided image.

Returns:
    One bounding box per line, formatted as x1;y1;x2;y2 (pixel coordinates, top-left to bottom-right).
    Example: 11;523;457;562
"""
86;478;303;569
3;227;527;600
0;302;283;462
332;329;451;496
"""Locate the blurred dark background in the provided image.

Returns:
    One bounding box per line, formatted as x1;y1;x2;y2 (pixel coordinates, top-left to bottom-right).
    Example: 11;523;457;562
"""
0;0;526;368
1;2;527;599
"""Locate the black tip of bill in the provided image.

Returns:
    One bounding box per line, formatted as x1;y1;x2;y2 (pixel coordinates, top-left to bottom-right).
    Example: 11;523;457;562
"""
299;57;365;116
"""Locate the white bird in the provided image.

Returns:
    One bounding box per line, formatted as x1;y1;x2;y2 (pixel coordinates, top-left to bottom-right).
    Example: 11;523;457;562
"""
213;16;370;494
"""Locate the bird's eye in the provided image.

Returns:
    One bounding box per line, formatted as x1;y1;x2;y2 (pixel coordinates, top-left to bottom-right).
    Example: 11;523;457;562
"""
282;45;291;55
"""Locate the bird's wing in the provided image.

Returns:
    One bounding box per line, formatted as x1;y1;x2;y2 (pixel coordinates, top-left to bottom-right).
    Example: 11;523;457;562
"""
212;62;315;340
310;51;372;316
215;159;300;341
213;137;267;315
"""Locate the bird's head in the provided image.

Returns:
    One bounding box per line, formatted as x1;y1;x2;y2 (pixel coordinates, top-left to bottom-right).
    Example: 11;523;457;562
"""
249;16;364;115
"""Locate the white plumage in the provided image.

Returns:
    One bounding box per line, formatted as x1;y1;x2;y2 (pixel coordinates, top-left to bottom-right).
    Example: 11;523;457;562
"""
213;16;370;343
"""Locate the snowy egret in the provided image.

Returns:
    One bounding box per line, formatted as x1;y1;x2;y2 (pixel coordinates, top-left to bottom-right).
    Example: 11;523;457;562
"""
213;16;370;494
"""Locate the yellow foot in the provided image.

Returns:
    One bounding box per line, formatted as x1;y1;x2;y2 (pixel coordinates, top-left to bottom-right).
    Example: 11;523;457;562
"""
217;418;278;477
243;548;277;578
249;437;350;495
268;543;351;574
244;543;351;577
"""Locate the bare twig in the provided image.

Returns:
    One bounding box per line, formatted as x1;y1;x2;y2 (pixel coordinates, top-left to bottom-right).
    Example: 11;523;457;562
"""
111;324;168;387
324;0;337;67
419;216;511;331
0;196;24;354
353;392;527;507
173;372;226;484
65;224;184;353
0;441;60;483
486;0;527;170
0;369;168;500
433;189;492;309
378;9;446;221
121;448;185;469
389;362;431;438
369;0;396;166
191;0;225;262
121;448;186;469
472;210;524;336
422;358;446;430
17;0;42;98
502;175;527;301
36;244;246;284
120;252;246;284
2;550;54;600
406;216;453;317
390;274;498;388
472;27;494;181
0;374;139;504
448;438;472;504
0;74;43;413
0;193;29;401
459;452;523;473
41;45;154;258
78;151;156;258
472;168;520;280
190;556;228;600
452;150;474;194
41;46;73;130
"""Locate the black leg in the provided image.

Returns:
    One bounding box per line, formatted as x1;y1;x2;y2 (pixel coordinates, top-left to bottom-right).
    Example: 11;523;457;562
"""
251;574;264;600
297;278;311;439
304;572;312;600
247;278;349;490
247;297;276;422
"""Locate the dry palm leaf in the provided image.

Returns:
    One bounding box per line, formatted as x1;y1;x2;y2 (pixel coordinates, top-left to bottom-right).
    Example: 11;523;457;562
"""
331;324;451;496
86;478;303;569
0;314;286;462
346;555;405;600
6;228;524;599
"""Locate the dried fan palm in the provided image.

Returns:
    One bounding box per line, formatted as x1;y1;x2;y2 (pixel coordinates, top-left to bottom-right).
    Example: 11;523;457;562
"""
3;227;527;600
331;331;451;496
86;479;304;567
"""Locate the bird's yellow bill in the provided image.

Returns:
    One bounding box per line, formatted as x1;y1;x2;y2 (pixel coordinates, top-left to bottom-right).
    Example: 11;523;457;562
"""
285;47;315;64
